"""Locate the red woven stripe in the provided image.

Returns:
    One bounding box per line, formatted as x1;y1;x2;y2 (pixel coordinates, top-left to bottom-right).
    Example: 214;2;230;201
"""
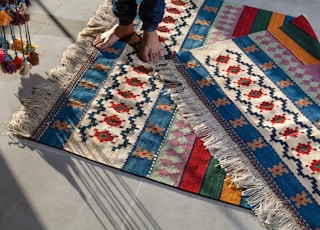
290;15;319;42
233;6;259;37
179;138;211;193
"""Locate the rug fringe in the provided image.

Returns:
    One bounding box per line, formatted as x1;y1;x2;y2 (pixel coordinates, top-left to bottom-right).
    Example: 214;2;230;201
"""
155;58;300;230
8;0;117;137
8;84;62;137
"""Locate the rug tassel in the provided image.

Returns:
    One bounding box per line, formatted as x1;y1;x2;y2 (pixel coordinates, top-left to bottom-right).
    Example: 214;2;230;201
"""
26;50;39;65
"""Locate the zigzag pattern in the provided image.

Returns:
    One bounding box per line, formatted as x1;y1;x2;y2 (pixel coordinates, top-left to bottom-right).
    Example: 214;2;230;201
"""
196;37;320;202
78;61;159;153
159;0;197;55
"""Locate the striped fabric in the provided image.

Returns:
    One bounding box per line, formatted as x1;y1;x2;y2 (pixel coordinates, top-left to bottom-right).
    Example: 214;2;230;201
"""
269;15;320;64
233;6;292;37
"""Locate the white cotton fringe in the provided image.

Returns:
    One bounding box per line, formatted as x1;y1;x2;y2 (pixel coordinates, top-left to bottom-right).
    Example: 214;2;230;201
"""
8;0;117;137
155;59;300;230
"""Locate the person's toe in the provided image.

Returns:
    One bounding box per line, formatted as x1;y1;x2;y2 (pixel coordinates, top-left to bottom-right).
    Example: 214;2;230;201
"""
142;49;149;62
151;52;157;62
93;35;102;46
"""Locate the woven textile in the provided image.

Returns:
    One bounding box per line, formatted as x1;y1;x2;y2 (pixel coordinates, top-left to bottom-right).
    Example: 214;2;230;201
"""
8;0;319;229
168;15;320;229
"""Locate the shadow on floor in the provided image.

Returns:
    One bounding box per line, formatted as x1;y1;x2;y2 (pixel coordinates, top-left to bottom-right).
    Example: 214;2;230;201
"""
33;0;77;42
8;136;162;230
0;151;45;230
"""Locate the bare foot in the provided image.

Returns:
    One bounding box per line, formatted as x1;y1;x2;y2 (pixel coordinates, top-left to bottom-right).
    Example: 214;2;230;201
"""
141;30;162;62
93;23;134;50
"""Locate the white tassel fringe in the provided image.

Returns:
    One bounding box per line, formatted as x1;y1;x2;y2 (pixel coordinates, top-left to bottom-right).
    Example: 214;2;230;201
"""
155;58;301;230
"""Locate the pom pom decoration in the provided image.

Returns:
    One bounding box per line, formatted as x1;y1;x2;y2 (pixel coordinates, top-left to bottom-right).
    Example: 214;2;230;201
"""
12;55;22;69
23;42;37;55
0;9;12;26
10;37;25;51
0;48;6;62
1;59;17;74
24;22;39;66
27;50;38;66
11;10;30;25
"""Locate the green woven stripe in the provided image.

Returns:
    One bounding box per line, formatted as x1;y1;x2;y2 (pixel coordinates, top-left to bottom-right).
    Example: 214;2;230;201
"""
199;157;226;199
250;10;272;33
281;23;320;59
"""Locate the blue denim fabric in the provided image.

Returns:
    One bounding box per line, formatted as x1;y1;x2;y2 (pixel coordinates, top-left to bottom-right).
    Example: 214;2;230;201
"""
112;0;165;32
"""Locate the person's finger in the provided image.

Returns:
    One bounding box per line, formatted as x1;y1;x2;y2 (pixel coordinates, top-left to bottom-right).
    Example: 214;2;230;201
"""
93;35;102;46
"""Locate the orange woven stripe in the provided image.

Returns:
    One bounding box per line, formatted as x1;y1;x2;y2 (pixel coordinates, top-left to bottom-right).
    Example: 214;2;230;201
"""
269;27;320;65
267;13;286;30
219;176;243;205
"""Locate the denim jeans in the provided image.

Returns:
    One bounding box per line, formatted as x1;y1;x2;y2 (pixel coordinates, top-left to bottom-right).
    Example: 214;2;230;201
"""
112;0;165;32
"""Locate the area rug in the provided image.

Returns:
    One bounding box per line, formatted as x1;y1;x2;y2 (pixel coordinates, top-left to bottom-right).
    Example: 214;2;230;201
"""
164;15;320;229
8;0;319;229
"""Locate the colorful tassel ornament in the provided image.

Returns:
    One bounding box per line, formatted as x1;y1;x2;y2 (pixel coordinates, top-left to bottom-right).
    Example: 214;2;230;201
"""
26;50;38;66
10;37;25;51
13;55;22;69
11;10;30;25
0;48;6;62
23;42;37;55
0;9;12;26
0;1;35;76
1;59;17;74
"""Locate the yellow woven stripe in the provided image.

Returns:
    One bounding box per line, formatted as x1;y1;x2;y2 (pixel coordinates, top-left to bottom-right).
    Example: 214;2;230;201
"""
219;176;242;205
267;13;286;30
269;27;320;65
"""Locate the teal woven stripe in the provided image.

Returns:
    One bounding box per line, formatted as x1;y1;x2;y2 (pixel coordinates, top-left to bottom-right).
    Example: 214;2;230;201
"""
281;22;320;59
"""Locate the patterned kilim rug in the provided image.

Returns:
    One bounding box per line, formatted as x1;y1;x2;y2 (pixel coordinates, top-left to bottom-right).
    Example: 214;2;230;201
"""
164;15;320;229
8;0;320;229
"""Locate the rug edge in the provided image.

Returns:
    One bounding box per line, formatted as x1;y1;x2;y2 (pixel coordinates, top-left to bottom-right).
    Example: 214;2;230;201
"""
157;55;301;230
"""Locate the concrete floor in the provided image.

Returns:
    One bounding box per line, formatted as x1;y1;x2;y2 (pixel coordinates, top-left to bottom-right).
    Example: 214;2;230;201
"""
0;0;319;229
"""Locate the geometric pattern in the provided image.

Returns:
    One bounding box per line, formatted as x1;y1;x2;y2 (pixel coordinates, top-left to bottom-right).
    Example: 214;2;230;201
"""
173;22;320;228
148;111;197;187
206;2;245;43
33;0;276;207
249;31;320;104
9;0;317;228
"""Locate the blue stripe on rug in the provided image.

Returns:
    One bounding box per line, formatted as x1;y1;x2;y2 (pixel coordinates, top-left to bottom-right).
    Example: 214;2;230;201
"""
123;86;177;176
39;42;128;148
180;0;223;50
175;42;320;228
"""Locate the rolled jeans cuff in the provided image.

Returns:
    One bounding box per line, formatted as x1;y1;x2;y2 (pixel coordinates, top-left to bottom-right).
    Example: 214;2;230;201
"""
119;19;134;26
141;24;158;32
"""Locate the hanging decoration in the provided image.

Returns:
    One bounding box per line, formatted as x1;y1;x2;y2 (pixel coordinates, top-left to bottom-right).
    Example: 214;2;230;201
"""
0;0;36;76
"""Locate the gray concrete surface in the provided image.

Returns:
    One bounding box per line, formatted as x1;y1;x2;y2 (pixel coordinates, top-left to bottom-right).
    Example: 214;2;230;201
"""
0;0;319;229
